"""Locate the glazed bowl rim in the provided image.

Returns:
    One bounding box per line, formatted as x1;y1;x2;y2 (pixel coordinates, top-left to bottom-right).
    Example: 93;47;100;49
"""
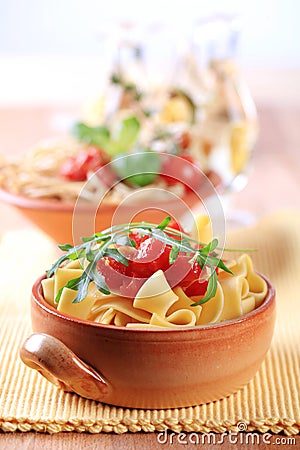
0;185;200;213
31;273;275;334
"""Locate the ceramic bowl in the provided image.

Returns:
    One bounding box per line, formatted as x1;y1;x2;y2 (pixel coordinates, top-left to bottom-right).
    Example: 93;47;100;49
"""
0;187;201;244
20;274;276;409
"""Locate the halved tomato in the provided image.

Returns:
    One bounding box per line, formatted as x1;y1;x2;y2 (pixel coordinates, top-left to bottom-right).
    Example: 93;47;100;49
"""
60;147;105;181
159;154;203;193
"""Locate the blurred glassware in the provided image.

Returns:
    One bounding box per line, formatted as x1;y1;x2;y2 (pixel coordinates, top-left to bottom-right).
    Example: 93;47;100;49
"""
83;17;258;226
170;15;258;193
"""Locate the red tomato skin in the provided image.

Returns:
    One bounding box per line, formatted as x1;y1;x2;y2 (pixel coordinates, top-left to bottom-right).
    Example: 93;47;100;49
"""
184;279;208;297
159;154;203;192
175;131;192;150
165;255;199;288
167;219;182;231
126;238;171;278
60;147;105;181
128;231;149;248
96;228;212;298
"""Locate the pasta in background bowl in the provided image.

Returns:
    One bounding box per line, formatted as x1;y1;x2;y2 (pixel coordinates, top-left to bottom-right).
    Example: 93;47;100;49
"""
0;139;220;243
0;119;221;244
20;219;276;409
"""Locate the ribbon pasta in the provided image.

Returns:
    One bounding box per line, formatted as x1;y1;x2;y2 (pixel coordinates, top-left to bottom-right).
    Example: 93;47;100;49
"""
41;254;267;328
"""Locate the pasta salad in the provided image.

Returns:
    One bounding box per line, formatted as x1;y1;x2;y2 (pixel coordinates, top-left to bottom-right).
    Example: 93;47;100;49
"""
42;217;267;328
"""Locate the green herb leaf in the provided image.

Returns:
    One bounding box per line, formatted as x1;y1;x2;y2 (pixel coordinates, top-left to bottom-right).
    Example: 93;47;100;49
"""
113;234;136;247
169;246;179;265
156;216;171;230
103;248;129;266
191;270;218;306
54;276;83;303
72;117;140;157
91;270;110;295
67;248;86;260
47;219;243;307
72;122;110;148
111;150;161;186
58;243;74;251
81;236;96;243
106;117;140;155
54;287;64;304
201;238;218;255
118;117;140;146
72;274;91;303
86;242;95;263
217;259;233;274
110;74;142;102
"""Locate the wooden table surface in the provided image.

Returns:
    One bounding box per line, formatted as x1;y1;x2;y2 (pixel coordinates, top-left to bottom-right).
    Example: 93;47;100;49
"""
0;103;299;449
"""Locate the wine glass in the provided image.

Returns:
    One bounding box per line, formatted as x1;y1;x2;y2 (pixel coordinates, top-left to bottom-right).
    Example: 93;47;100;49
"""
82;18;258;233
177;15;259;228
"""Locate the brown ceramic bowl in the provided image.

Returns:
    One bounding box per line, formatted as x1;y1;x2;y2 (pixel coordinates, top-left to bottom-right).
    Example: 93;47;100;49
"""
20;274;276;409
0;165;222;244
0;187;206;245
0;188;200;244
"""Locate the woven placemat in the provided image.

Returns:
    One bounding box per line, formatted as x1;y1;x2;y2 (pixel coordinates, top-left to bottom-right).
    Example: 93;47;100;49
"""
0;210;299;435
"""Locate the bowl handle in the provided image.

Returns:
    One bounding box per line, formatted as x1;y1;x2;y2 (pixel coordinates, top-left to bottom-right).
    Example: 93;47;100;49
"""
20;333;111;401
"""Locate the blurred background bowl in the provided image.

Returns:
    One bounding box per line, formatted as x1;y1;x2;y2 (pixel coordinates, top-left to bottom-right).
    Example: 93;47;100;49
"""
0;186;204;244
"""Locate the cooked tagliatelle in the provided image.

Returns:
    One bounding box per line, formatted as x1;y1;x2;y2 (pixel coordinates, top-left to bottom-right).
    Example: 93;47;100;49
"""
41;219;268;329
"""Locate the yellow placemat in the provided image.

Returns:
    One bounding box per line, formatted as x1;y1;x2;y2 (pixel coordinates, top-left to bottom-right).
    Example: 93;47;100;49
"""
0;211;299;435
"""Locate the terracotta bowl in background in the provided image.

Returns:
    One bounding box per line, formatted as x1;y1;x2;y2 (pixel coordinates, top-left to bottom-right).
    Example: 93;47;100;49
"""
20;275;276;409
0;187;207;244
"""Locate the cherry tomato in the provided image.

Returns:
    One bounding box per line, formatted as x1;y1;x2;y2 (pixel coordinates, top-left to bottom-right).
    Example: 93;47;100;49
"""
128;231;148;248
184;279;208;297
165;255;210;297
60;147;105;181
175;131;192;150
119;277;144;297
167;219;182;233
96;227;210;298
126;237;172;278
96;235;172;295
165;219;183;240
179;259;202;287
159;154;203;193
165;255;199;288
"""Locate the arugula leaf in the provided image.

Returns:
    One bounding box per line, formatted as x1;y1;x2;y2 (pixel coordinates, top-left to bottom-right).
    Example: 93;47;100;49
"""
58;243;74;251
67;248;86;260
86;242;95;263
110;73;142;101
113;234;137;247
72;274;91;303
90;269;110;295
201;238;218;255
103;248;129;266
156;216;171;230
169;246;179;265
47;219;241;307
191;270;218;306
217;259;233;275
55;276;84;303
